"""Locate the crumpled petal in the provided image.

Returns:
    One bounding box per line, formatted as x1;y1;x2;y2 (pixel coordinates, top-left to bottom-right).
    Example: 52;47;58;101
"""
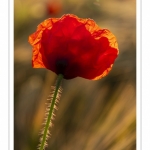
28;14;119;80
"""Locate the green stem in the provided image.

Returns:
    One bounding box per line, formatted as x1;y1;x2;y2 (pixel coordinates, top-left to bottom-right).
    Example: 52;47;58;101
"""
39;74;63;150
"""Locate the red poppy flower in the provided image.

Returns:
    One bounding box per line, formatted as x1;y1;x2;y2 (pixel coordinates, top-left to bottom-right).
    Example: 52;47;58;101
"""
46;1;62;15
28;14;119;80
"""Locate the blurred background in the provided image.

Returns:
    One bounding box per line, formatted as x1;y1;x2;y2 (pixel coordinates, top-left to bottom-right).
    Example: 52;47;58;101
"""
14;0;136;150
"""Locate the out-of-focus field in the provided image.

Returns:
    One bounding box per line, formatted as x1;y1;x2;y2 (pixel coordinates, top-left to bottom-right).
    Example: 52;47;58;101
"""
14;0;136;149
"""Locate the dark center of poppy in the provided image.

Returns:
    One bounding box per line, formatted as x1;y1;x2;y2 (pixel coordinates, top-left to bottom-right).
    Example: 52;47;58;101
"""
56;59;68;75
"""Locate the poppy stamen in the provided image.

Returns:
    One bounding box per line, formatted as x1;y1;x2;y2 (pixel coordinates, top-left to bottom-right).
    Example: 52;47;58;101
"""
56;59;68;74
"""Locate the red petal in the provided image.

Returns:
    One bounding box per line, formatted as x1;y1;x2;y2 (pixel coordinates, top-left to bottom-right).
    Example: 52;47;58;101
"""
28;14;119;80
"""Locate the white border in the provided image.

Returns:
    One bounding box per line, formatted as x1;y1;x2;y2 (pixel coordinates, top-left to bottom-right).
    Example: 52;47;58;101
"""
0;0;9;149
9;0;14;149
137;0;141;149
141;0;150;150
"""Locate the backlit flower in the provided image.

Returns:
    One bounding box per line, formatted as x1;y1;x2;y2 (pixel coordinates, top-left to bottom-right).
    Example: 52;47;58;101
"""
28;14;119;80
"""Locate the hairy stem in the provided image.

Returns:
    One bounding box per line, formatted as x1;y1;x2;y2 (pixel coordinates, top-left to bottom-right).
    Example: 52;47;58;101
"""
39;74;63;150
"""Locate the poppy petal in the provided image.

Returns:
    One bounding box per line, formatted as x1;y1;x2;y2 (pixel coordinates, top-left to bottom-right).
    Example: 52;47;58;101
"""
28;14;119;80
